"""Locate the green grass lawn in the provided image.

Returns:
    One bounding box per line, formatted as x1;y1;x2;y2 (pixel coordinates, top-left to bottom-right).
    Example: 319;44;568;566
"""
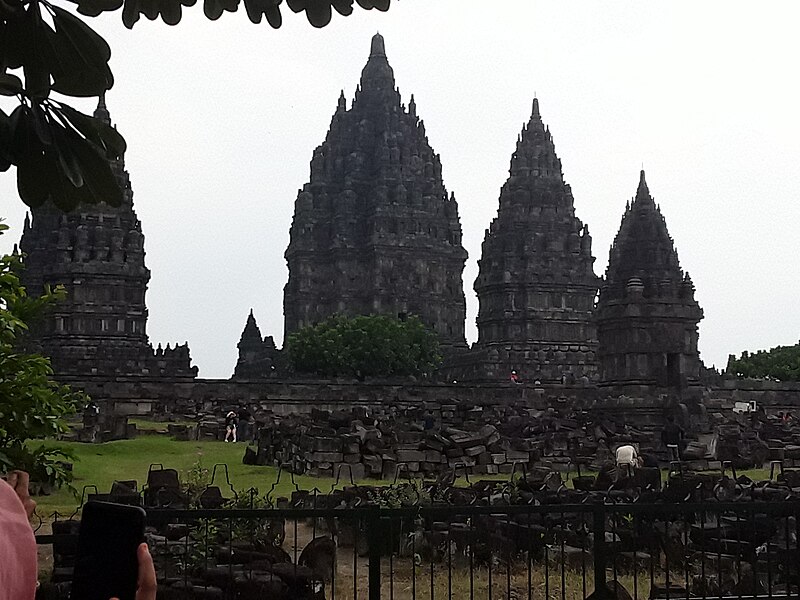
33;434;777;516
36;436;341;515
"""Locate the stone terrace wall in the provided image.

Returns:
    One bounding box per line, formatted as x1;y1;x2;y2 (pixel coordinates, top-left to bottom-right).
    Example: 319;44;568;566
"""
705;377;800;413
59;375;601;416
57;374;800;422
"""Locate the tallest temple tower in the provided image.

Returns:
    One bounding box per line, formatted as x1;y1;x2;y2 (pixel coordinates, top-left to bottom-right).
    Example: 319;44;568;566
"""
284;34;468;347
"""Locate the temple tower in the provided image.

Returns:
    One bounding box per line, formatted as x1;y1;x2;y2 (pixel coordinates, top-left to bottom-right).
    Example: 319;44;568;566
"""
18;97;196;378
232;309;279;379
596;170;703;390
470;99;599;382
283;33;468;348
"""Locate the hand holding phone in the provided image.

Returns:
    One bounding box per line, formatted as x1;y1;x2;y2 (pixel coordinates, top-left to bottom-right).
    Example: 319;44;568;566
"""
3;470;36;519
111;543;157;600
71;501;148;600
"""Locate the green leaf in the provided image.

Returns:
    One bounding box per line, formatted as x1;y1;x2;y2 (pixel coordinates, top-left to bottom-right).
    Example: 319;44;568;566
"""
58;103;126;160
29;101;53;146
0;109;11;172
356;0;390;10
50;118;84;187
17;145;56;208
48;5;113;97
21;3;52;99
9;104;34;168
243;0;281;26
50;5;111;62
0;73;23;96
203;0;240;21
331;0;352;17
303;1;331;27
65;127;123;206
71;0;124;18
121;0;142;28
3;10;29;69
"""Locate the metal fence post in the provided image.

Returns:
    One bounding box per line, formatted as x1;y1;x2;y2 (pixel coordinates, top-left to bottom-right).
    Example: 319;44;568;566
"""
593;505;607;599
366;507;382;600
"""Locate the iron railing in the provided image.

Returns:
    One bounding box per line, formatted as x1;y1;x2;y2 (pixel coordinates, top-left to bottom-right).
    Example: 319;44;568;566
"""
36;499;800;599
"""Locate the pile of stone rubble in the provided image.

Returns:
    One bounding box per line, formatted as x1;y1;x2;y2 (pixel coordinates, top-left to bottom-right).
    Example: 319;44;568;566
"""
243;402;663;479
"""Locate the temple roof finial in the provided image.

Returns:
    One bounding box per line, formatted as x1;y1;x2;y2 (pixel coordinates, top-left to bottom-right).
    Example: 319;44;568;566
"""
636;169;652;202
532;96;540;118
370;32;386;57
238;309;263;349
359;32;394;94
94;92;111;124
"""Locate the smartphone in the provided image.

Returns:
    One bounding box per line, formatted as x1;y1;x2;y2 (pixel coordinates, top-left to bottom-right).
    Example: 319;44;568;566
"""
71;501;147;600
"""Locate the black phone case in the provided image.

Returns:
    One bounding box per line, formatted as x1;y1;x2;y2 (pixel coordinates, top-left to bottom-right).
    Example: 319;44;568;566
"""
70;501;146;600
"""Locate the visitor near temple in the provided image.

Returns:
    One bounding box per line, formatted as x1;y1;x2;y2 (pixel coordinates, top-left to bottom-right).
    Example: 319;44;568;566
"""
224;411;238;443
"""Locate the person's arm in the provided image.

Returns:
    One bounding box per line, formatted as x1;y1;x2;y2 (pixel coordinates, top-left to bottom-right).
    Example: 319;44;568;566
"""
0;471;38;600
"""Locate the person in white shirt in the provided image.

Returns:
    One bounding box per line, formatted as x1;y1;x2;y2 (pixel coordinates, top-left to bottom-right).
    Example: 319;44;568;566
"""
615;444;641;471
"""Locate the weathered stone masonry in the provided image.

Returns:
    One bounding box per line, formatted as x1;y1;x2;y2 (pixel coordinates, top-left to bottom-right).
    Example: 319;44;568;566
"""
16;35;800;427
458;98;599;383
283;34;468;349
18;98;195;380
596;171;703;392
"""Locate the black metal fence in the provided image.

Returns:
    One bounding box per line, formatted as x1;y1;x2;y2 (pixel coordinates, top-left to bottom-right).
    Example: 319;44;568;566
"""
36;499;800;599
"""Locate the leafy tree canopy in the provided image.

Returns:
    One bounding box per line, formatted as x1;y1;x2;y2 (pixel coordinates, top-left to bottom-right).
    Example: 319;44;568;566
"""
286;314;442;379
1;0;391;211
0;222;85;489
726;342;800;382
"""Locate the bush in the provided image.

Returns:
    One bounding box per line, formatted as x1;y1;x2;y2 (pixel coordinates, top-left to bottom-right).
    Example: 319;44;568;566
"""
286;314;442;378
0;222;85;490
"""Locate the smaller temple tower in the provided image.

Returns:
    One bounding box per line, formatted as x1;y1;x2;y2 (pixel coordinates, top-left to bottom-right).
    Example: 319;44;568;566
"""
232;310;280;379
18;97;196;380
596;171;703;391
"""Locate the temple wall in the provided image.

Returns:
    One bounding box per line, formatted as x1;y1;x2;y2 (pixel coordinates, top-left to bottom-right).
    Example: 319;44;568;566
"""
58;375;800;424
60;376;600;416
704;378;800;413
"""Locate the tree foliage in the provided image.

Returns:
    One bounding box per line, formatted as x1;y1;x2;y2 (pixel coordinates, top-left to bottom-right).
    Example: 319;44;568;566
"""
1;0;391;211
0;222;85;488
726;342;800;382
286;314;442;378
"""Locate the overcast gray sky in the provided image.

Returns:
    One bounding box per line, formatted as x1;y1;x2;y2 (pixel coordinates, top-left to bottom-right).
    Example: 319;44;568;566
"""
2;1;799;378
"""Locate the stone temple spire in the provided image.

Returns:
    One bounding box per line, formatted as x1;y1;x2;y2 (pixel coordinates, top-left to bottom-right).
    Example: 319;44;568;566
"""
370;31;386;56
596;170;703;390
88;94;130;205
468;98;599;382
284;34;468;348
358;32;395;98
94;93;111;125
232;309;279;379
603;170;682;295
237;309;263;350
17;97;196;379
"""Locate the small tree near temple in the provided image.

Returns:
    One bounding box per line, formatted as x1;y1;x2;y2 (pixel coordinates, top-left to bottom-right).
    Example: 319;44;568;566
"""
286;314;442;379
0;222;85;490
